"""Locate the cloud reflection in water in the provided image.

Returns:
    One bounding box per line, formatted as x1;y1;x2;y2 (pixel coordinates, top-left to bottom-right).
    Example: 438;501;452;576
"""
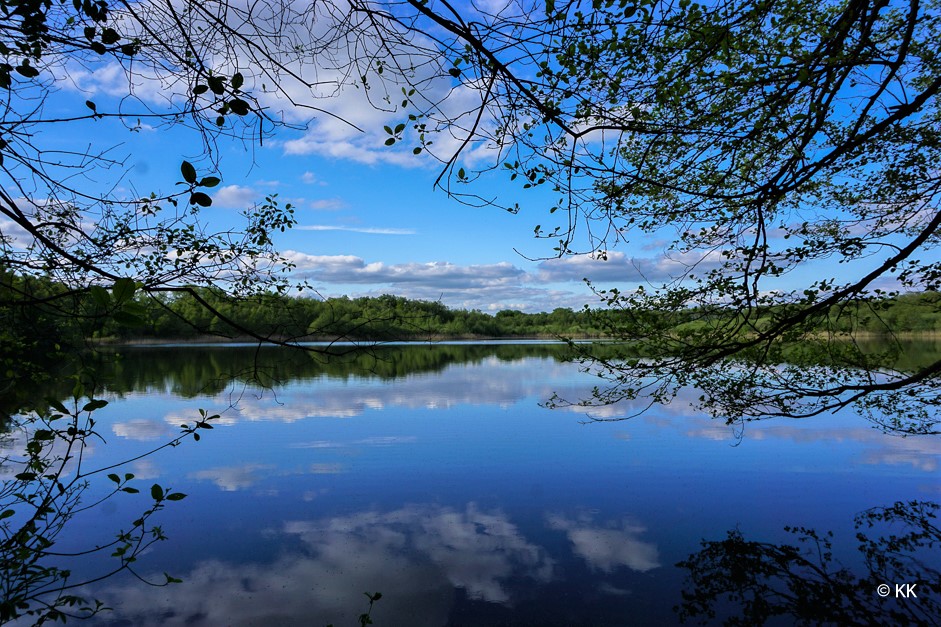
100;502;562;626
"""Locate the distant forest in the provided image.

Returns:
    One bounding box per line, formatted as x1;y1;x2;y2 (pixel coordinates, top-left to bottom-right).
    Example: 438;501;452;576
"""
7;271;941;351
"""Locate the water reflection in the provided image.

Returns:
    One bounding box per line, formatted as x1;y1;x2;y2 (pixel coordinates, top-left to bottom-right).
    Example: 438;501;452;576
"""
546;513;660;574
6;344;940;625
99;503;560;625
677;500;941;626
93;344;941;479
94;498;941;626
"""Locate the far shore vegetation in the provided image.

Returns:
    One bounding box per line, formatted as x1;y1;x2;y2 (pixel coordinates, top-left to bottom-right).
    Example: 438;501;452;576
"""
8;269;941;350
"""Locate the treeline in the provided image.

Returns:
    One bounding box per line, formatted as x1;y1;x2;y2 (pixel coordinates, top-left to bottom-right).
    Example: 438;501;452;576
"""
8;268;941;351
105;291;608;340
0;269;605;349
669;291;941;338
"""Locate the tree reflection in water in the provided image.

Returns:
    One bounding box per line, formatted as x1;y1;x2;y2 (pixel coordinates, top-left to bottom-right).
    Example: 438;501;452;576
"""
0;388;215;625
676;500;941;626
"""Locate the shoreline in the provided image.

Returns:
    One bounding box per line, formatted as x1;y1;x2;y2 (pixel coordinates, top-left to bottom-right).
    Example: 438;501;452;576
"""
94;333;610;347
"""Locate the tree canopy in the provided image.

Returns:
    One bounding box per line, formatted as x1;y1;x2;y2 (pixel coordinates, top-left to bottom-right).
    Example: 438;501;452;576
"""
387;0;941;433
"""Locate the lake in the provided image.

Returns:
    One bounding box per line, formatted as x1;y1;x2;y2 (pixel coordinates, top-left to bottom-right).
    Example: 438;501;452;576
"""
6;343;940;625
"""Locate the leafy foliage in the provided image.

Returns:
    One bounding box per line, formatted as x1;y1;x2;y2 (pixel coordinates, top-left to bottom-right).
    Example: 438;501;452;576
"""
676;501;941;626
386;0;941;431
0;380;216;624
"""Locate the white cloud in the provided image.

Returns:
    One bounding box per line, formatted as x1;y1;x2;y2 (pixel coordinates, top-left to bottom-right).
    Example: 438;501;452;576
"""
212;185;258;209
112;419;170;441
308;198;346;210
547;513;660;573
284;251;525;288
98;502;553;625
296;225;414;235
536;250;727;284
280;250;598;311
129;459;161;480
0;218;32;249
189;463;276;491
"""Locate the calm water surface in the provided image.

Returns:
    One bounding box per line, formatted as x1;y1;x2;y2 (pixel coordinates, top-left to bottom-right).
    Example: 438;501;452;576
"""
26;344;941;625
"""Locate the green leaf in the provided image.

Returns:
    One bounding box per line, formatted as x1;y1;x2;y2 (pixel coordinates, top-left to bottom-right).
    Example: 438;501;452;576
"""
101;28;120;44
165;492;187;501
193;84;208;96
0;509;14;520
198;176;221;188
180;160;197;184
47;398;69;414
89;285;110;307
393;123;405;134
108;473;120;483
448;68;461;78
208;75;225;95
15;64;39;78
121;487;139;494
82;399;108;412
384;138;395;146
189;192;212;207
85;100;96;112
231;72;244;90
151;484;164;501
112;310;146;327
122;301;146;316
112;277;136;303
228;99;250;116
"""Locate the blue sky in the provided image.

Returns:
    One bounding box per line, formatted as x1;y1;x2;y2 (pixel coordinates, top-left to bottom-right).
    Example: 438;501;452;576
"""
10;2;918;315
32;75;900;314
32;61;699;314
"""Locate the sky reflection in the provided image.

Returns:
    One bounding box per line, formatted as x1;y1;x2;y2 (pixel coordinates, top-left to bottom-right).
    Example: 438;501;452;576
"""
100;502;565;625
65;348;941;625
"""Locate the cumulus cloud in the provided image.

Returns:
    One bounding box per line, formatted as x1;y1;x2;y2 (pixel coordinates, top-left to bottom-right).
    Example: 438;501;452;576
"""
212;184;258;209
98;502;554;625
129;459;161;480
157;356;574;430
112;419;171;441
189;463;276;491
0;218;32;249
547;513;660;573
286;503;554;603
536;250;727;284
284;250;525;288
280;250;600;311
